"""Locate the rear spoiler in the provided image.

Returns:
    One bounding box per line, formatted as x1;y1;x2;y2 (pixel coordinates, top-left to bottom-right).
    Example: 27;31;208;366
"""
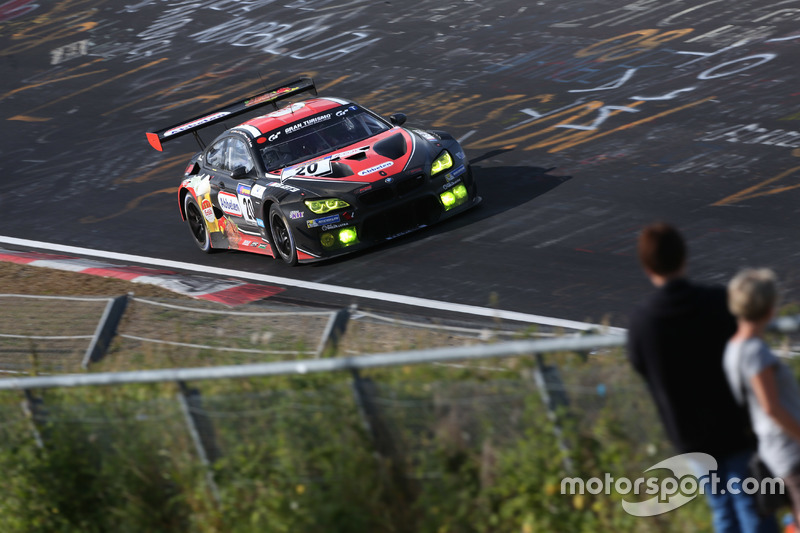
145;77;316;151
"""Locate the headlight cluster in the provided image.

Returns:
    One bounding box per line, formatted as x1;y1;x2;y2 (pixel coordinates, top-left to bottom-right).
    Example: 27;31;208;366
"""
304;198;350;214
321;227;358;249
431;151;453;176
440;183;469;211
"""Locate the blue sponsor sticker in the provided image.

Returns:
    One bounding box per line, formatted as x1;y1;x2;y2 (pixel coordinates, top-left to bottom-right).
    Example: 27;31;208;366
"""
237;184;252;196
307;214;340;228
451;165;466;178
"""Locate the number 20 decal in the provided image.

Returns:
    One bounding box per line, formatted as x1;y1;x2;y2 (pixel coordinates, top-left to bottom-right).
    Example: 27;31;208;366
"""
281;156;333;180
238;195;256;224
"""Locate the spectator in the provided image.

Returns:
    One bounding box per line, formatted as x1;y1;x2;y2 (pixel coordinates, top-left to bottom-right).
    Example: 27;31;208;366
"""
628;222;776;533
723;268;800;525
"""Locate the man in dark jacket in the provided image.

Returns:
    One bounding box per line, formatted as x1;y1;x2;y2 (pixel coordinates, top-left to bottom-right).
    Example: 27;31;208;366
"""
628;222;777;532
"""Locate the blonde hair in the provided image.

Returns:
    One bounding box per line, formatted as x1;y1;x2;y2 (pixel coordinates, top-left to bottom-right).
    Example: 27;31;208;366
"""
728;268;778;322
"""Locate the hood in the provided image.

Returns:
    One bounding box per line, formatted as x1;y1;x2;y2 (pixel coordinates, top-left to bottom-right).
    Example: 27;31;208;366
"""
282;128;416;186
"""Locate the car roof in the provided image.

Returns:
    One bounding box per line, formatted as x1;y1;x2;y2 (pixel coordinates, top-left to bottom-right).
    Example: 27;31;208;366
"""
240;97;351;136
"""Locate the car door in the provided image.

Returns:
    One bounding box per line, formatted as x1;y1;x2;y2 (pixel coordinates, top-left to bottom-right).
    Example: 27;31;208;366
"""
207;136;260;246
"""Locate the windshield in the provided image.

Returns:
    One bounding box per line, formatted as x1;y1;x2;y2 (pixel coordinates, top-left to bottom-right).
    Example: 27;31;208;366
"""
259;105;390;172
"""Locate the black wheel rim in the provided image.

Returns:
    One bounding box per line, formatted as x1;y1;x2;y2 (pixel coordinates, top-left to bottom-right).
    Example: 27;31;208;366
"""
271;214;292;257
187;203;206;244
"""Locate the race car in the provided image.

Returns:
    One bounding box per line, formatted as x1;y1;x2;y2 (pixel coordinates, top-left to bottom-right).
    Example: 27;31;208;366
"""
146;78;479;265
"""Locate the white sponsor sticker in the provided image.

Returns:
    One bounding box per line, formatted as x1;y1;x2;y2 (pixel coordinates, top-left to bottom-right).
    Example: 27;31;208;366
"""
358;161;394;176
218;191;243;217
251;184;266;199
165;112;230;137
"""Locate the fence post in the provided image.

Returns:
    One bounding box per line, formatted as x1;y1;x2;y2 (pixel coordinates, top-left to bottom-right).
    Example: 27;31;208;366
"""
316;305;354;356
531;353;574;473
350;369;416;505
177;381;221;504
82;294;130;369
21;389;46;448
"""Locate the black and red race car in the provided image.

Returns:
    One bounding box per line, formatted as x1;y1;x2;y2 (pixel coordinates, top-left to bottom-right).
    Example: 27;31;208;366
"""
146;78;479;265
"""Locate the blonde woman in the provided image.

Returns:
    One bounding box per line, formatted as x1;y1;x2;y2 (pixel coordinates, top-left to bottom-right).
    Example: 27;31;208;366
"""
724;268;800;523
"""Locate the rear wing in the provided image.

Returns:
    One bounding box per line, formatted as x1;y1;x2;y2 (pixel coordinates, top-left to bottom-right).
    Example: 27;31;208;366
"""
145;77;316;151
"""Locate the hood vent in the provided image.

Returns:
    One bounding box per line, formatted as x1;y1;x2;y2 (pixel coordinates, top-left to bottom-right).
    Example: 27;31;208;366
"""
372;132;407;160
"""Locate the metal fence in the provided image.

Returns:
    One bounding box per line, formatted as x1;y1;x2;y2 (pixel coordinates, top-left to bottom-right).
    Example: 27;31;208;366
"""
1;293;798;516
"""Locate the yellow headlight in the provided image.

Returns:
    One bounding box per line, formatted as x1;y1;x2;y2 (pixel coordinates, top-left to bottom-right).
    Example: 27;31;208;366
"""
431;151;453;176
304;198;350;214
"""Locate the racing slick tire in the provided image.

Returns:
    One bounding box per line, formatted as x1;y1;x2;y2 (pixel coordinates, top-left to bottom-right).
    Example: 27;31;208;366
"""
268;203;298;266
184;194;212;253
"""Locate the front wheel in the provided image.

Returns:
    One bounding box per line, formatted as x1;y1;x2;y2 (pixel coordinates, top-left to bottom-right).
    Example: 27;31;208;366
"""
268;204;298;265
184;194;212;253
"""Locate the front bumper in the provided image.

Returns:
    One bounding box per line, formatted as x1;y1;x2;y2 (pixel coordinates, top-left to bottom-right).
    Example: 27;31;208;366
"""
292;165;479;262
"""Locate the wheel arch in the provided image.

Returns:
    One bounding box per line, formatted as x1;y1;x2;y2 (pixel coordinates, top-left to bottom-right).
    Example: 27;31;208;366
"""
259;197;277;247
178;187;191;221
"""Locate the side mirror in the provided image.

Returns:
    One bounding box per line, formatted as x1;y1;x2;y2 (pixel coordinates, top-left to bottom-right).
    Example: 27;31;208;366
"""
389;113;407;126
231;166;253;179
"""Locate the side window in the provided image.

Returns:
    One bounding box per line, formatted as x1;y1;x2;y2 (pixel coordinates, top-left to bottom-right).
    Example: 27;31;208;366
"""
228;138;254;174
205;139;227;169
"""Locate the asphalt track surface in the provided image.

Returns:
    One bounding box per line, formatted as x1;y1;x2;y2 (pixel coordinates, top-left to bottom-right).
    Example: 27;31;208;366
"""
2;0;800;327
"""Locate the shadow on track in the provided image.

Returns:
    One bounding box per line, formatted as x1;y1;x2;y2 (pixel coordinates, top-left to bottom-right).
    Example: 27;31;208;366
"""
308;159;572;268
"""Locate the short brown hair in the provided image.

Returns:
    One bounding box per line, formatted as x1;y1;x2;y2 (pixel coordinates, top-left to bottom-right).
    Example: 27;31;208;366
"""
637;222;686;276
728;268;778;322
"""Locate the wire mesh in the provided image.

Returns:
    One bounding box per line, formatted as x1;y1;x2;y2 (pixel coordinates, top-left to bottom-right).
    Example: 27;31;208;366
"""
0;295;110;373
101;297;338;369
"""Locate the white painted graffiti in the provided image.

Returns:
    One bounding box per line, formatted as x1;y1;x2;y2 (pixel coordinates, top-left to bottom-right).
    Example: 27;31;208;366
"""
697;123;800;148
123;0;381;62
50;39;90;65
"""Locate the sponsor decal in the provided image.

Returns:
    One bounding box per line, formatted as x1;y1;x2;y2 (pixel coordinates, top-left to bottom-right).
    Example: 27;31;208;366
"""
285;113;332;134
184;163;195;175
266;181;300;193
442;180;462;192
307;214;341;228
322;222;351;231
245;85;301;107
335;106;356;117
257;219;265;228
186;173;211;196
358;161;394;176
456;151;465;160
251;184;266;199
289;210;304;220
417;129;438;142
201;198;215;222
356;185;372;194
267;102;305;117
281;156;333;180
165;112;229;137
241;239;252;247
237;184;251;196
218;191;243;217
446;165;467;181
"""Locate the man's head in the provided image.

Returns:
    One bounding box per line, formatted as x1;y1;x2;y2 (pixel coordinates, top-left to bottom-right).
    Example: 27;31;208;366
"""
728;268;778;323
637;222;687;286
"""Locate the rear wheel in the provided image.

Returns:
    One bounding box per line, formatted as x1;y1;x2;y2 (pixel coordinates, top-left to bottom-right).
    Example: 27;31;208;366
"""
268;204;298;265
184;194;212;252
